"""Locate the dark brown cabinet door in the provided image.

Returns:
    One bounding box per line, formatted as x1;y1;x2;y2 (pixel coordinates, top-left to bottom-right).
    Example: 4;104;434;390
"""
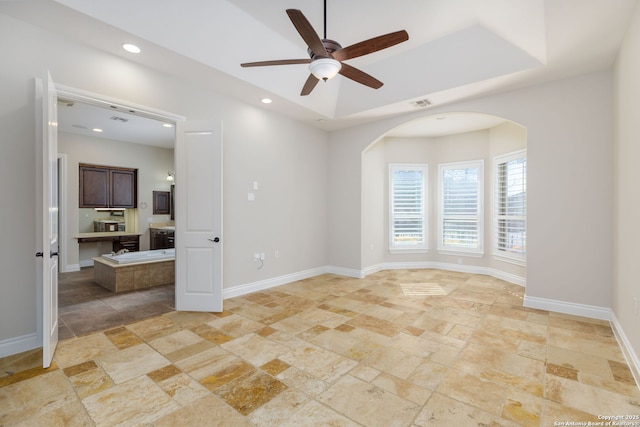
153;191;171;215
114;235;139;252
110;169;137;208
79;166;109;207
79;164;137;208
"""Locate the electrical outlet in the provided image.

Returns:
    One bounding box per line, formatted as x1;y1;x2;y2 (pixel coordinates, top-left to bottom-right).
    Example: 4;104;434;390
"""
260;252;265;261
253;253;260;261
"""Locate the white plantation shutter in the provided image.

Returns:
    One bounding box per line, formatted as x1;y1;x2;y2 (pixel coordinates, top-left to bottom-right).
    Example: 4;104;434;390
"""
494;150;526;263
389;164;427;250
438;160;483;253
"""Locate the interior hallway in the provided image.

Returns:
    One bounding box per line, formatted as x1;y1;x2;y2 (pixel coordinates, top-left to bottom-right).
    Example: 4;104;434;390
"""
1;269;639;426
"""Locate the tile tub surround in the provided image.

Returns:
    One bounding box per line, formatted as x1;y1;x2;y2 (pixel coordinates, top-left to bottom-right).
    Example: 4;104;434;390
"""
2;269;639;426
93;257;175;292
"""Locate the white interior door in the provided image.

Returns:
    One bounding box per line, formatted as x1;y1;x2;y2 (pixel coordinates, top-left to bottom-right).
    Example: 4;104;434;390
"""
175;120;223;312
36;71;59;367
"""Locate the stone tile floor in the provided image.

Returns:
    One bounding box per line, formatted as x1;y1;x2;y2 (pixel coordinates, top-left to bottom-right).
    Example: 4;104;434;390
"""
57;267;175;339
1;269;639;426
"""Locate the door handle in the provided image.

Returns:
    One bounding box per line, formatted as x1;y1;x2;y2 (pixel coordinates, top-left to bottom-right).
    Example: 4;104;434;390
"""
50;251;59;258
208;237;220;243
36;252;44;258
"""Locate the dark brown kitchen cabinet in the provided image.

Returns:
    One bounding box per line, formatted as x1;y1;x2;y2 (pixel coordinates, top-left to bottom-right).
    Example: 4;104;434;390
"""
79;164;137;208
113;235;140;252
153;191;171;215
150;228;174;250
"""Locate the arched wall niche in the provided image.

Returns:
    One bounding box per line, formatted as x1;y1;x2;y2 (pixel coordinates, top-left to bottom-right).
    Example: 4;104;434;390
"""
360;111;527;285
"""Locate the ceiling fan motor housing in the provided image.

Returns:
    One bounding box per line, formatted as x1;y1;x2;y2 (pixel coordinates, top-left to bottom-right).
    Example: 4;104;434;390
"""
308;39;342;59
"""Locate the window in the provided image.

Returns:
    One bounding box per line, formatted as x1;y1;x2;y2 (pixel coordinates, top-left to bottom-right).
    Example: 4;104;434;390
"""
438;160;483;254
389;164;427;251
494;150;526;264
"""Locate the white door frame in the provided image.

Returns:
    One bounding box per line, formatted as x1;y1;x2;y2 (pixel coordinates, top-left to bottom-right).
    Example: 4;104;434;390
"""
41;84;187;359
57;154;70;272
54;84;185;272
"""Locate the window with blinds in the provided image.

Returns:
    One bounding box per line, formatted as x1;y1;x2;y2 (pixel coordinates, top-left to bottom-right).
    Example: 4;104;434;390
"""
438;160;483;254
389;164;427;251
494;150;526;263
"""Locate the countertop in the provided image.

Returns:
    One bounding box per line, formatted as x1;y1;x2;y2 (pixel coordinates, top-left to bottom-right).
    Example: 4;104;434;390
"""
75;232;142;239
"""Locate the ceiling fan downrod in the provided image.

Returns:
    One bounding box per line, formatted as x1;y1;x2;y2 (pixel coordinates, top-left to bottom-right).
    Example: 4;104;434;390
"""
323;0;327;39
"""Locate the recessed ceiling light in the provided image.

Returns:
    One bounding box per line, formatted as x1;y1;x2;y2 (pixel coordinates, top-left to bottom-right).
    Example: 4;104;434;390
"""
162;123;174;128
92;128;103;133
261;98;272;104
122;43;141;54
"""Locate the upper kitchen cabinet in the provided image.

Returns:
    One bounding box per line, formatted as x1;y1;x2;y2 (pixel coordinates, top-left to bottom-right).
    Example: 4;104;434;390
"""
79;163;137;208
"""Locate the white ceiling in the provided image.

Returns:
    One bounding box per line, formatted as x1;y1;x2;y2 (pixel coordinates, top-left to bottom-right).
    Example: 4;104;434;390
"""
57;100;176;148
2;0;637;139
387;113;507;138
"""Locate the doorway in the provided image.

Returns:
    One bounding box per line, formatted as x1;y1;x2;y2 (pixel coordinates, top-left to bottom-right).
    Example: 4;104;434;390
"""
55;92;178;338
39;77;223;368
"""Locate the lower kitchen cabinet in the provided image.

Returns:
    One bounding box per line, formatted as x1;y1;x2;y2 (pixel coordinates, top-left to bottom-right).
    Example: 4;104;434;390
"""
114;235;140;252
150;228;174;250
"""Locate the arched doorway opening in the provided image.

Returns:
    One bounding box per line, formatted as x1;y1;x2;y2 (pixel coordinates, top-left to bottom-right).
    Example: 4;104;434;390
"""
361;112;527;285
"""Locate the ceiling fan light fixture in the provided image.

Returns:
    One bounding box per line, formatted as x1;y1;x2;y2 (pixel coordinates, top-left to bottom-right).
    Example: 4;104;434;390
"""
309;58;342;81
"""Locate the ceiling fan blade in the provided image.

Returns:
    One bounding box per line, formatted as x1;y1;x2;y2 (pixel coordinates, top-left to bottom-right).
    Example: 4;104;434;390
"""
339;63;383;89
241;59;311;67
286;9;328;58
301;74;320;96
332;30;409;61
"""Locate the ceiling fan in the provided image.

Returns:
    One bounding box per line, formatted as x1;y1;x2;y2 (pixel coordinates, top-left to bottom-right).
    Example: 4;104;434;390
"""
240;1;409;96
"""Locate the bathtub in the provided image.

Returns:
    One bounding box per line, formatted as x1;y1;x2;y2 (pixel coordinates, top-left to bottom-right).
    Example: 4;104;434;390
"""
93;249;175;292
101;248;175;264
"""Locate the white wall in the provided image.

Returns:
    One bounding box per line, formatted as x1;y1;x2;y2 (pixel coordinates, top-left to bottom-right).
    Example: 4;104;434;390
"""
58;132;175;268
361;141;386;268
0;12;328;353
329;70;613;311
613;0;640;373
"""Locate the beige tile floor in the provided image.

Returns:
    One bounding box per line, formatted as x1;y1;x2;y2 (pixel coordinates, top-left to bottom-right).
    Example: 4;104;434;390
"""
1;269;639;426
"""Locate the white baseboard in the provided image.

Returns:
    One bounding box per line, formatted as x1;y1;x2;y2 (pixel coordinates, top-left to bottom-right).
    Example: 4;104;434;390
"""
79;259;94;268
0;333;38;358
62;263;81;273
223;267;329;299
326;265;364;279
610;312;640;389
361;261;526;287
222;262;525;303
523;295;611;320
